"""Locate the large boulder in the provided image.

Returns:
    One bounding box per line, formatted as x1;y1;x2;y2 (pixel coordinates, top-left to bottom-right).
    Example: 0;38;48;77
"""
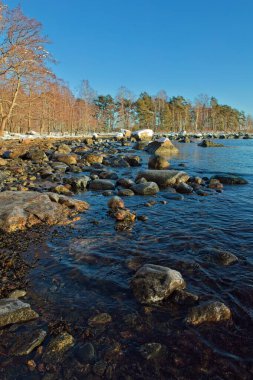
132;129;154;141
0;299;38;328
131;182;159;195
0;191;89;233
136;170;190;188
131;264;186;304
145;138;179;156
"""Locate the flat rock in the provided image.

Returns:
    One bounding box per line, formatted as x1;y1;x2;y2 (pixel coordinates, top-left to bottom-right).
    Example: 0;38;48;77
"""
0;191;89;233
131;264;186;304
131;181;159;195
186;301;231;325
136;170;190;188
0;299;38;328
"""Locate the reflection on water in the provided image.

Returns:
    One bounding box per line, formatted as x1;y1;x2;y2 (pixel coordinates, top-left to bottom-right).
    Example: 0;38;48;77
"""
25;140;253;378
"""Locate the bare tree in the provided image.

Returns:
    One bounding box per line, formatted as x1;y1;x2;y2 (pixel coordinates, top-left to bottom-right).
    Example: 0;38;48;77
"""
0;1;53;134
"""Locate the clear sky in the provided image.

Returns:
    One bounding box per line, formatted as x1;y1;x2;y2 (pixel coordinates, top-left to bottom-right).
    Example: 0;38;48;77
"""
4;0;253;114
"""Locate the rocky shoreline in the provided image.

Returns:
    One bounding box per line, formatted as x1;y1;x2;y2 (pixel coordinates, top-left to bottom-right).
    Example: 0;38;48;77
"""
0;134;250;379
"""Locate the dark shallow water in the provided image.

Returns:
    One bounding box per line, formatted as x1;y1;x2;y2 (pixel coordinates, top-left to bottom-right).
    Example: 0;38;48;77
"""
15;140;253;378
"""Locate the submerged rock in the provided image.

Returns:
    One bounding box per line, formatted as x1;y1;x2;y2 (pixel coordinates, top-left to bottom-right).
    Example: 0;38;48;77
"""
211;174;248;185
88;313;112;326
75;342;96;362
0;191;89;233
10;329;47;356
131;264;186;304
186;301;231;325
199;247;239;266
42;332;75;363
0;299;38;328
139;342;166;360
136;170;190;188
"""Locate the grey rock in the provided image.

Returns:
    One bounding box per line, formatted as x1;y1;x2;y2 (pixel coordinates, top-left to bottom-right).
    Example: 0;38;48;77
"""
136;170;190;188
199;248;238;266
131;182;159;195
176;183;193;194
0;299;38;328
131;264;186;304
186;301;231;325
89;179;115;191
118;188;135;196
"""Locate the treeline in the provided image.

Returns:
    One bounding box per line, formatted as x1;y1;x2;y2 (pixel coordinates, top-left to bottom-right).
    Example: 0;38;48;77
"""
0;2;252;136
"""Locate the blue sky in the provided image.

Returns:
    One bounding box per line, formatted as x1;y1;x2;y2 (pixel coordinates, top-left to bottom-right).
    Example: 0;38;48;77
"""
4;0;253;114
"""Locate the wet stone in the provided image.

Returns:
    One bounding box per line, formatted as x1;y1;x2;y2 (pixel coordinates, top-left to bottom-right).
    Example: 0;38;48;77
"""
9;329;47;356
42;332;75;363
89;179;115;191
186;301;232;325
200;248;239;266
131;181;159;195
88;313;112;326
0;299;38;328
93;360;107;376
131;264;186;304
8;289;26;299
75;342;96;363
118;188;135;196
139;342;166;360
211;174;248;185
171;289;199;306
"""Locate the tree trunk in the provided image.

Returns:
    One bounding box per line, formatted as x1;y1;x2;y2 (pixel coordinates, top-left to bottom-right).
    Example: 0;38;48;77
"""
0;116;8;136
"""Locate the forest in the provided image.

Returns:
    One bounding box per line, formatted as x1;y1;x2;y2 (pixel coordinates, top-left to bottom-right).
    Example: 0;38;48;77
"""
1;1;252;136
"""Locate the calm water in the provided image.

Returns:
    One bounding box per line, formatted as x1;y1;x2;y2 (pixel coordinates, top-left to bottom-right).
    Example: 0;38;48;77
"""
25;139;253;379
